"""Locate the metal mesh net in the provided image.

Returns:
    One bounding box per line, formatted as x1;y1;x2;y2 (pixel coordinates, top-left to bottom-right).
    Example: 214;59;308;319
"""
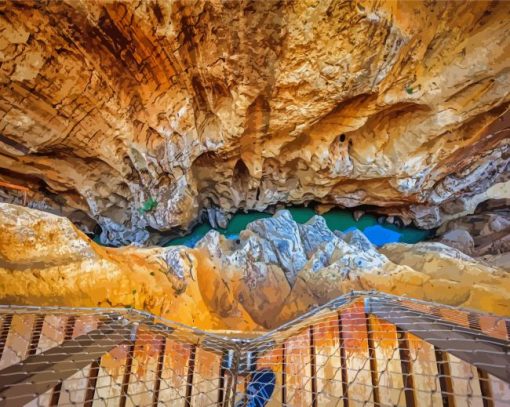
0;291;509;406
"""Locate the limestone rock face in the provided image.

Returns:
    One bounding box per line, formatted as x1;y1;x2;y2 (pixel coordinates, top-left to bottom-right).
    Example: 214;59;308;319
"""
2;204;509;330
436;199;510;256
380;243;510;317
0;203;262;330
0;1;509;244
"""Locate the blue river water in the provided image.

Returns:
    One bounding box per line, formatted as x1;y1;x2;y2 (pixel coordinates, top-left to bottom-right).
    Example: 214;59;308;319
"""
164;207;430;248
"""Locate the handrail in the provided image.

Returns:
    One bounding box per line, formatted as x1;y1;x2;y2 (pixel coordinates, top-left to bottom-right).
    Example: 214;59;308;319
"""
0;317;136;407
365;296;510;382
0;291;508;406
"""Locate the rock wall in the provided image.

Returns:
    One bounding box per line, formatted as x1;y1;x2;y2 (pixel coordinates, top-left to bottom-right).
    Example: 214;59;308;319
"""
434;198;510;274
0;1;509;244
0;203;261;330
1;203;509;331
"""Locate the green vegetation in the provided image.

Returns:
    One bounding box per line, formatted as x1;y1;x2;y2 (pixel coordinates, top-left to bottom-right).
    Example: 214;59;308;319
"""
140;197;158;213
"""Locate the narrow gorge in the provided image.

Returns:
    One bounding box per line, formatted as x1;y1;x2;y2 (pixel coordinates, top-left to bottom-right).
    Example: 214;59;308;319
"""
1;2;510;406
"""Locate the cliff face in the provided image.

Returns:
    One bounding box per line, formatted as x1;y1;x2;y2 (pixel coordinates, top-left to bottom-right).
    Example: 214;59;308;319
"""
0;1;509;244
0;203;262;330
2;204;509;330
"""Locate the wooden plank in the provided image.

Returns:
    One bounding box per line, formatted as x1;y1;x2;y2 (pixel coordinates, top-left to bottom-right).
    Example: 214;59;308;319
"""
446;354;483;407
368;299;510;383
396;327;416;407
191;347;222;406
234;375;248;406
0;322;132;407
488;374;510;407
0;314;13;360
478;316;508;340
256;346;284;407
435;348;455;406
310;326;318;406
25;315;69;407
58;364;95;405
85;359;101;406
400;300;434;315
72;314;100;337
58;315;99;405
157;339;192;406
50;316;76;406
185;346;196;407
340;302;373;407
26;314;45;356
119;342;135;407
23;389;53;407
313;315;344;406
407;333;442;407
365;316;380;406
369;315;406;406
125;329;162;406
0;314;36;370
284;328;313;407
152;336;166;405
92;344;130;407
37;315;68;353
437;308;470;328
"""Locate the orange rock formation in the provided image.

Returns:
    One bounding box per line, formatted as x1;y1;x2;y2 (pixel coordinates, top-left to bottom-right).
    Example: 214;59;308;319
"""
0;1;508;244
1;204;509;331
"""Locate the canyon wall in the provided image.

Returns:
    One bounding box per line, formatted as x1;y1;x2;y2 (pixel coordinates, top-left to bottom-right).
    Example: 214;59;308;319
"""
1;203;509;330
0;0;509;244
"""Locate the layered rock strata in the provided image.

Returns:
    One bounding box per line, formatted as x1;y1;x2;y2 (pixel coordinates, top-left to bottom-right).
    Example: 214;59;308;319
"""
0;1;509;244
1;204;508;331
436;199;510;255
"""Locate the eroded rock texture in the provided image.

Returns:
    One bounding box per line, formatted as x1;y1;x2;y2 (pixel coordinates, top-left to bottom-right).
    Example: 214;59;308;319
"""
0;202;262;330
436;199;510;255
2;204;509;330
0;1;509;244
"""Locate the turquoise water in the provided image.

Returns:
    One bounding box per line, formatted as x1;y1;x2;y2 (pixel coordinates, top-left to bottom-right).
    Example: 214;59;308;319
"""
164;208;430;248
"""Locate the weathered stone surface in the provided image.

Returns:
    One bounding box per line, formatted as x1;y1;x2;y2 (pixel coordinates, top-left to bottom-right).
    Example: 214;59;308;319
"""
437;229;475;256
0;203;262;331
436;199;510;256
246;210;308;284
480;253;510;271
380;243;510;316
2;204;509;331
0;1;509;244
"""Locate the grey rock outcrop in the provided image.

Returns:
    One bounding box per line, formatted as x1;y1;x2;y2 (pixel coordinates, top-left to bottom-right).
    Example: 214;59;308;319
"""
197;210;394;326
245;210;308;284
435;200;510;256
438;229;475;256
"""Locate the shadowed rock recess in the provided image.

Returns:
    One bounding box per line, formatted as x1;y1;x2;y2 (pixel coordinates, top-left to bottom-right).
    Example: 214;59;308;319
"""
1;203;509;331
0;1;509;245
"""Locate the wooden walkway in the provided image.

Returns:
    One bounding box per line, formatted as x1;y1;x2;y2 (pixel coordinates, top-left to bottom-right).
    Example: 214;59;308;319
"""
0;293;509;406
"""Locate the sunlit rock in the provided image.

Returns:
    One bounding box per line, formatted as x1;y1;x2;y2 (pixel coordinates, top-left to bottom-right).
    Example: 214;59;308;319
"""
0;1;509;244
2;204;508;331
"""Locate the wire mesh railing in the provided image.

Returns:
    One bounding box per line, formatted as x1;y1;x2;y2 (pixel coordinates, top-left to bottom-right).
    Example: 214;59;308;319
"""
0;291;508;406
